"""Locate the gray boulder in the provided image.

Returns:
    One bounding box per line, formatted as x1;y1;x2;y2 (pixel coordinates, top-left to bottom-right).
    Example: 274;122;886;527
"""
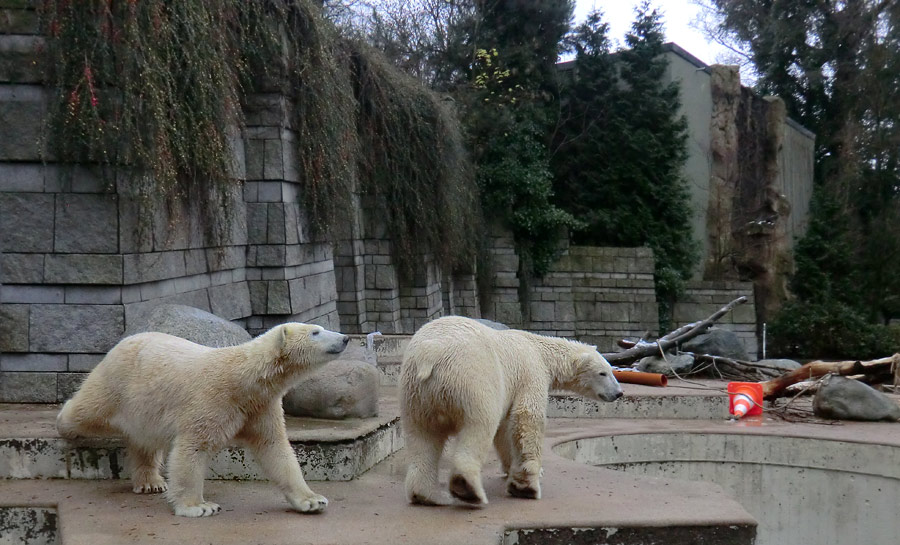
813;376;900;422
475;318;509;330
681;328;749;361
284;359;379;419
126;304;251;347
636;353;695;376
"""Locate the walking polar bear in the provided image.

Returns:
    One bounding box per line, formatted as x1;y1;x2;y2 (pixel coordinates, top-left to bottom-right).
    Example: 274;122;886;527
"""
57;322;349;517
401;316;623;506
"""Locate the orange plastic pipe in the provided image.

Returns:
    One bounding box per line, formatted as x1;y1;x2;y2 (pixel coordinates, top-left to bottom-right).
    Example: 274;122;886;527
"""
613;370;668;387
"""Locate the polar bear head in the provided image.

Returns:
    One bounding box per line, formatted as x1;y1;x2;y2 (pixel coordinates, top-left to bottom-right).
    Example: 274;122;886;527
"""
279;323;350;368
572;349;623;402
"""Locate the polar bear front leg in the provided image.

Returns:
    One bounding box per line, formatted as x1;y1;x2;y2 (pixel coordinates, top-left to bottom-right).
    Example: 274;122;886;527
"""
241;403;327;514
166;438;220;517
506;405;545;500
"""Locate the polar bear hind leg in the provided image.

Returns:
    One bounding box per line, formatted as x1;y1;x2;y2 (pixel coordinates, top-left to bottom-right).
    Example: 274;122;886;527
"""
129;444;167;494
448;423;496;506
404;424;451;506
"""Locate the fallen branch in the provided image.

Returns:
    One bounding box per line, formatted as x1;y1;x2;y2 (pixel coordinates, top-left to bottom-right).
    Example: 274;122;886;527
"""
604;296;748;366
760;354;900;399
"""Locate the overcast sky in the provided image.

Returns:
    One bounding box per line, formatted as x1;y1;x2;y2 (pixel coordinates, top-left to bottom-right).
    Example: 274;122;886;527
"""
573;0;732;66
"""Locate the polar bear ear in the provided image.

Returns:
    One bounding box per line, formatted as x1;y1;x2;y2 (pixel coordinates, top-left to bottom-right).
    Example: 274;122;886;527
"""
280;324;292;345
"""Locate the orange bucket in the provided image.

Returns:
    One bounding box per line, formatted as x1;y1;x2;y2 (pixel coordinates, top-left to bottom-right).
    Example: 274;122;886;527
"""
727;382;763;418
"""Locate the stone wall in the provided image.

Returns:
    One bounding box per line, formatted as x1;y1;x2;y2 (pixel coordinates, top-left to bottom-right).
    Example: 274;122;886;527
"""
481;233;659;352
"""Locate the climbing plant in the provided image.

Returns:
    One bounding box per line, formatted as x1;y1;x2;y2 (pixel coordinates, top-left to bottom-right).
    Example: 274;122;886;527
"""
40;0;479;272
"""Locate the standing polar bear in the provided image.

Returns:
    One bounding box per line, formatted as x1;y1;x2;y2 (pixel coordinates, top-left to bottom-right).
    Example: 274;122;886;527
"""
401;316;623;506
57;322;349;517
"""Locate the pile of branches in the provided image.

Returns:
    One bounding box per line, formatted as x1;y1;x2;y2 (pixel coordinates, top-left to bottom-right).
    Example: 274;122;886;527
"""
604;296;900;400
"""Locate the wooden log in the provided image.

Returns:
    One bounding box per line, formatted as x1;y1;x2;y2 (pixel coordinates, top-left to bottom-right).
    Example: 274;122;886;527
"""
603;296;748;365
760;354;899;399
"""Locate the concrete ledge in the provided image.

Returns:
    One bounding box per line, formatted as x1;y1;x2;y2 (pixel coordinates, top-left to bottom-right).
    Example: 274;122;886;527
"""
0;398;402;481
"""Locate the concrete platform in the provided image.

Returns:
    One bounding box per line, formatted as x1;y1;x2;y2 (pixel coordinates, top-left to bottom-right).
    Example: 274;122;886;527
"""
2;415;759;545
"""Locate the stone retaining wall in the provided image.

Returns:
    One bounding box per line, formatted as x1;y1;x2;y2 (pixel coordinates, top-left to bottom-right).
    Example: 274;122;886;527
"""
672;280;757;359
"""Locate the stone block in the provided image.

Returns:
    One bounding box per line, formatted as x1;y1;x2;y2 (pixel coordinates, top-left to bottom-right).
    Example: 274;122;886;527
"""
0;35;42;83
1;285;63;303
284;359;379;419
0;162;43;191
0;371;56;402
0;84;48;161
0;252;43;283
123;251;186;284
266;280;291;314
30;304;124;352
0;8;40;34
247;202;268;244
243;94;289;126
245;139;265;180
254;245;286;267
0;353;66;372
267;203;286;244
530;301;555;322
208;282;251;320
44;254;123;284
257;181;282;202
0;192;53;252
263;139;285;180
57;372;87;401
184;249;208;276
374;265;397;290
64;286;122;305
0;303;28;351
248;281;267;314
54;193;118;253
68;353;103;372
205;246;245;272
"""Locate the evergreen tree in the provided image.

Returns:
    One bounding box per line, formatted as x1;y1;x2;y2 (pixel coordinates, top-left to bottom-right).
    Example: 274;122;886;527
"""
459;0;579;276
553;4;697;318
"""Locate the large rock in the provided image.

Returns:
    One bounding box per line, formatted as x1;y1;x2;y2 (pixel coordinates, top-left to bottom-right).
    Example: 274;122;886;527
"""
474;318;509;330
636;353;695;376
681;328;749;361
126;304;251;347
284;359;379;419
813;376;900;422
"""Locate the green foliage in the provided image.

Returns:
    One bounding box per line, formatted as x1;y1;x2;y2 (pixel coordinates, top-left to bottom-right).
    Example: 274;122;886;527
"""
553;5;698;311
42;0;253;242
457;1;578;277
41;0;479;271
768;300;900;360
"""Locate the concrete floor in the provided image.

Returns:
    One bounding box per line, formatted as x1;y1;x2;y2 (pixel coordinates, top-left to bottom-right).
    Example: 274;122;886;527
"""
2;380;898;545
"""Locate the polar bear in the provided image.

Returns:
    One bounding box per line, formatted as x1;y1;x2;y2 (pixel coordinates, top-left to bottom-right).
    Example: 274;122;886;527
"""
56;322;349;517
400;316;622;506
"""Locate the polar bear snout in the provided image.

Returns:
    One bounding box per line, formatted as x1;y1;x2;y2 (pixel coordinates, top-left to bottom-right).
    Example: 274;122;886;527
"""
326;334;351;354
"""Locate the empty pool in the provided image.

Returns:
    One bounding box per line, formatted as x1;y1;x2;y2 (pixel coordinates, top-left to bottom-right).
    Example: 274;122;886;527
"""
553;433;900;545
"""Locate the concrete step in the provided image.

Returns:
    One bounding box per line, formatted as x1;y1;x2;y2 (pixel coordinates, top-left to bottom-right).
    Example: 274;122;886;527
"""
0;394;402;481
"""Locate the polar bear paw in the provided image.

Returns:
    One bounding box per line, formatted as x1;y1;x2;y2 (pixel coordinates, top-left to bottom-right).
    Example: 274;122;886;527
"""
507;479;541;500
449;474;487;506
409;490;453;506
132;476;168;494
174;501;221;518
290;493;328;513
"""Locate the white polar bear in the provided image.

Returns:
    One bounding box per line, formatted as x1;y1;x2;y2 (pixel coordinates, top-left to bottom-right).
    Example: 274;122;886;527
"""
400;316;623;506
56;322;349;517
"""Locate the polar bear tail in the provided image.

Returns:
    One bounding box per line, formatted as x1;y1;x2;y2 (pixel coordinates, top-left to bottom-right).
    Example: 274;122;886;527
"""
415;360;435;382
